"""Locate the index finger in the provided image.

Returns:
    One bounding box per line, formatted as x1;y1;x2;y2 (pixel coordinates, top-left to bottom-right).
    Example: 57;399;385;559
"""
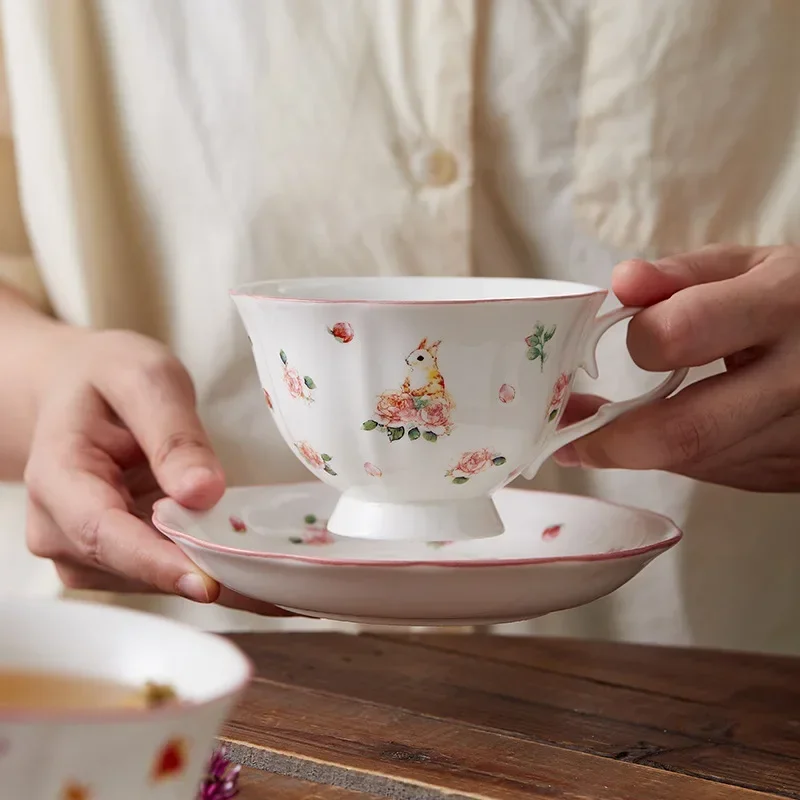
612;246;771;307
623;260;800;371
93;348;225;508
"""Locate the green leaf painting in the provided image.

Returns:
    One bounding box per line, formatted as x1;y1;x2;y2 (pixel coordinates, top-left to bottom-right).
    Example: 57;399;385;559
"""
525;322;556;371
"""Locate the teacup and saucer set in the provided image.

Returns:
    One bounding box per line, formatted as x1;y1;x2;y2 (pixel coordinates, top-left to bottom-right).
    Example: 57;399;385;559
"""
154;276;687;626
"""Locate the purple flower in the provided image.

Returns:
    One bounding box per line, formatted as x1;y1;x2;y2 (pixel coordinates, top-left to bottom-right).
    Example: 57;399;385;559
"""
199;746;241;799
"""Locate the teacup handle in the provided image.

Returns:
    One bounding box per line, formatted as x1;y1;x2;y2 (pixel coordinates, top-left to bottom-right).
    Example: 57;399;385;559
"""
521;306;688;480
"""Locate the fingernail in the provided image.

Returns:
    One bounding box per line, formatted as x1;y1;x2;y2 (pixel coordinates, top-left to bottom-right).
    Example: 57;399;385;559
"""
553;444;581;468
176;572;211;602
178;467;218;494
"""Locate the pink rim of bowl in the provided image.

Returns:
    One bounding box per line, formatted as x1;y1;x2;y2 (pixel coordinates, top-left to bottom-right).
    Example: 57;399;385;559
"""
151;489;683;569
229;276;607;305
0;612;254;724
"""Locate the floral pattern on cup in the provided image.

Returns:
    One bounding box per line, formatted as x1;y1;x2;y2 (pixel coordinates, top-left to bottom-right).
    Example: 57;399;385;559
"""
328;321;354;343
542;524;563;541
280;350;316;403
62;784;90;800
445;449;507;484
229;515;247;534
152;738;187;783
546;372;572;422
362;339;455;443
263;388;273;410
295;441;337;476
427;540;453;549
289;513;336;545
364;461;383;478
498;383;516;404
525;322;556;371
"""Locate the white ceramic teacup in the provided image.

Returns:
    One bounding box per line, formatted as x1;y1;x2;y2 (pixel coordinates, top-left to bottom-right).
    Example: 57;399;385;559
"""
232;277;687;541
0;598;251;800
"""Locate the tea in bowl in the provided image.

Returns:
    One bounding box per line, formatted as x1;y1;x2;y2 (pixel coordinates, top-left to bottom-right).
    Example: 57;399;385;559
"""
0;598;251;800
232;276;687;542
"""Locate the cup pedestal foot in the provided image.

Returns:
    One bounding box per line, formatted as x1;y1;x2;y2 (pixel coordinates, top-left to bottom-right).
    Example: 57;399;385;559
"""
327;493;504;542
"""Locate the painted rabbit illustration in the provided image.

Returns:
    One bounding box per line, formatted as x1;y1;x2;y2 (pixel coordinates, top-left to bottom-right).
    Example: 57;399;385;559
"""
363;338;455;442
403;338;447;397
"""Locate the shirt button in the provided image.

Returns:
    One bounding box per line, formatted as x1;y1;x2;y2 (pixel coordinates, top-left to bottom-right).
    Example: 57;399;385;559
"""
411;146;459;187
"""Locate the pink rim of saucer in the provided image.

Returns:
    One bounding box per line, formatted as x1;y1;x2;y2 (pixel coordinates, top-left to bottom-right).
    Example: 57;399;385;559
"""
151;487;683;569
229;276;607;305
0;616;254;724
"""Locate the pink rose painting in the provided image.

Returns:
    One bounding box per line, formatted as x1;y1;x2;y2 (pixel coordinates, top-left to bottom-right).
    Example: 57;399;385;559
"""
280;350;316;403
363;338;455;442
498;383;516;404
546;372;572;422
328;321;354;343
445;448;507;484
374;391;418;427
289;513;336;545
295;441;337;476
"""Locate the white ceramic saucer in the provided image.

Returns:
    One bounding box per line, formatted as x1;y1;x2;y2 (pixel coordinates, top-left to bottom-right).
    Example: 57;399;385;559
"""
152;483;682;626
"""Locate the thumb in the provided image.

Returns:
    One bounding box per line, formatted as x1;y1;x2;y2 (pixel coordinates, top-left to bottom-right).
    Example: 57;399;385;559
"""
611;245;770;308
551;393;609;468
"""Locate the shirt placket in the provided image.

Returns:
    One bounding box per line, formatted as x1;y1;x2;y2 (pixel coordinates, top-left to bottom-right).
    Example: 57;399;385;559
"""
382;0;476;277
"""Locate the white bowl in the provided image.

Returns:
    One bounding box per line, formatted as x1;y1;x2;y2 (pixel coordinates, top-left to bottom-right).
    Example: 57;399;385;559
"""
153;482;682;626
0;599;251;800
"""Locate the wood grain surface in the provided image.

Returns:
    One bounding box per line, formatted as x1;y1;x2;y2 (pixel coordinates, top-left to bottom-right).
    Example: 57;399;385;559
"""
221;633;800;799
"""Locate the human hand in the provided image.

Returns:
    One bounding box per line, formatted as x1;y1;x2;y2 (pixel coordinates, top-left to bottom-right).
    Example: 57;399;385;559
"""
24;329;290;614
555;245;800;492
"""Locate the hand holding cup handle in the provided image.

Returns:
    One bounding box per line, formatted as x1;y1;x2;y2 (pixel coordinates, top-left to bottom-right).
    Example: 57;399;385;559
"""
522;306;689;480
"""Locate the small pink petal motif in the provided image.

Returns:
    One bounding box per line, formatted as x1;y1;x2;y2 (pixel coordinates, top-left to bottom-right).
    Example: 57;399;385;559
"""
328;321;354;343
498;383;516;404
152;738;188;783
541;524;563;541
229;515;247;533
363;461;382;478
263;388;273;410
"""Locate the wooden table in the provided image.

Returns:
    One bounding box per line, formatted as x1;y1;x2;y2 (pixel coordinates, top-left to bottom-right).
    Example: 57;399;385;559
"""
221;633;800;799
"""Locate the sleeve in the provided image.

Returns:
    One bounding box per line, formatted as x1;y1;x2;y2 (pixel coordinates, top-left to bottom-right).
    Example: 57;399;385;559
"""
0;18;48;311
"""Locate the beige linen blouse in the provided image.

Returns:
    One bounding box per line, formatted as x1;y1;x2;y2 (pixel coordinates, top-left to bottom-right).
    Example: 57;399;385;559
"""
1;0;799;650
